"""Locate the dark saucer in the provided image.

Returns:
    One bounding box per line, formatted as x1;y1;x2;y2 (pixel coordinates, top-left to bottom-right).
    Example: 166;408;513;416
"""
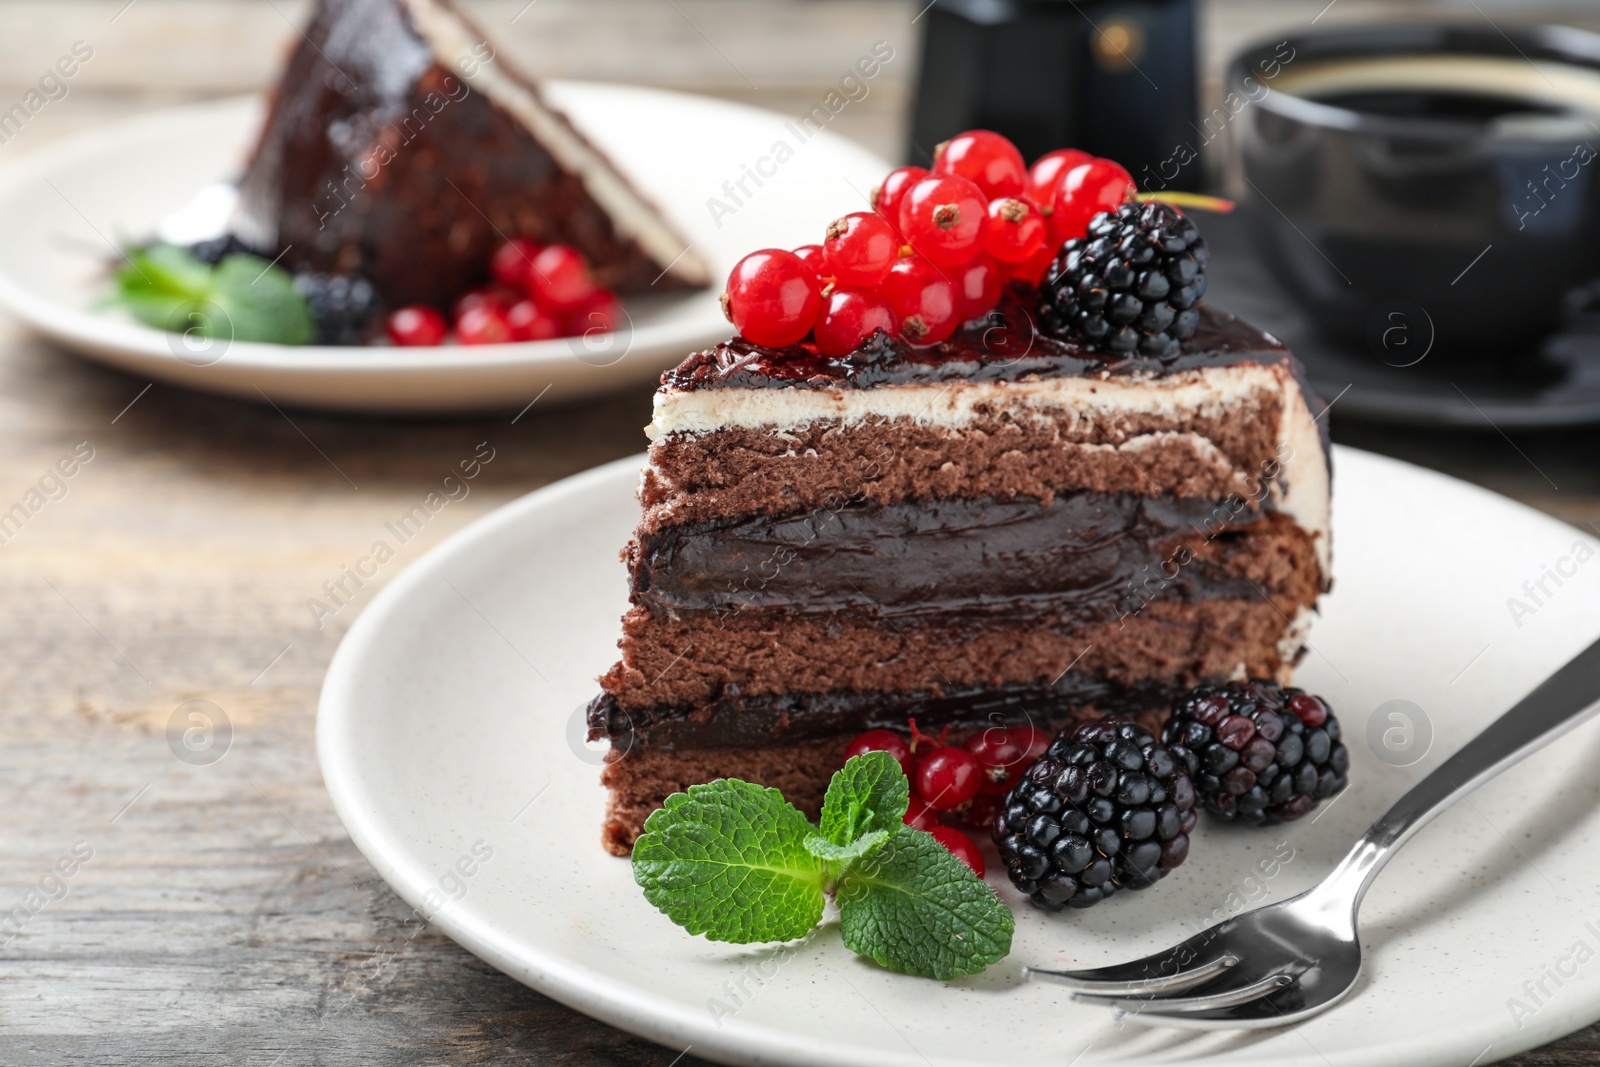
1204;209;1600;428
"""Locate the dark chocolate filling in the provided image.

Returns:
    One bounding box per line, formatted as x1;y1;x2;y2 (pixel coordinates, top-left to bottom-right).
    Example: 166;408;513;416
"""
662;301;1287;392
632;491;1269;622
586;676;1179;750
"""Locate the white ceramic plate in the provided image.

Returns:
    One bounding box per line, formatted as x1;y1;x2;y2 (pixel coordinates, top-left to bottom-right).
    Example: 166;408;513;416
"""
0;86;888;413
319;446;1600;1067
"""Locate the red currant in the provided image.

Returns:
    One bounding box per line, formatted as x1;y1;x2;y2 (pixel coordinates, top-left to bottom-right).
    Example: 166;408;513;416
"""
983;197;1047;264
933;130;1026;198
898;174;987;267
823;212;898;288
506;298;561;342
722;249;823;348
953;254;1004;322
1006;240;1058;288
1052;158;1136;242
927;825;985;877
526;244;596;311
962;792;1003;830
454;286;515;322
564;289;624;338
880;256;959;345
845;728;915;779
1006;724;1052;764
871;165;928;232
964;726;1029;794
792;243;831;281
456;304;512;345
813;288;897;357
903;794;941;831
1026;147;1093;209
1288;693;1328;728
490;237;541;289
386;305;447;347
916;746;982;810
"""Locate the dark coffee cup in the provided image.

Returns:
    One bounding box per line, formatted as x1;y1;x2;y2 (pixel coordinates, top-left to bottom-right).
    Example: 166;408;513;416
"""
1228;23;1600;360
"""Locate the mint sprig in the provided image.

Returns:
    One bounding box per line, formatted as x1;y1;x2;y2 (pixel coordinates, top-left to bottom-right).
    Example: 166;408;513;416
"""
632;752;1014;979
111;242;315;346
633;778;826;943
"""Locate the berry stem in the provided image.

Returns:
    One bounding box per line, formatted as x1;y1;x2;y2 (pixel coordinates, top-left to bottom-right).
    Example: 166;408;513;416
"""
1135;191;1236;214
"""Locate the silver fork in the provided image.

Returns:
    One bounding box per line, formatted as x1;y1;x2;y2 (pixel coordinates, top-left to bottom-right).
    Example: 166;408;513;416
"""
1026;635;1600;1029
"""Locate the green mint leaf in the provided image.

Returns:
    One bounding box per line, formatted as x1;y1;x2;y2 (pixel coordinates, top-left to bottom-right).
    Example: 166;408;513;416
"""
633;778;826;944
131;243;214;295
837;826;1014;979
803;828;889;864
209;254;315;345
817;751;909;848
111;244;314;346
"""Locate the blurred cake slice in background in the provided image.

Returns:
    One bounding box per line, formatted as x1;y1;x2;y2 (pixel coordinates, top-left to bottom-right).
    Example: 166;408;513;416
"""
231;0;708;311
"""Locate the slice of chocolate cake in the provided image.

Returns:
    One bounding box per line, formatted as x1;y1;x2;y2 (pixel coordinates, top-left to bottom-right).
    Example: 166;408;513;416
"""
232;0;708;309
586;161;1330;856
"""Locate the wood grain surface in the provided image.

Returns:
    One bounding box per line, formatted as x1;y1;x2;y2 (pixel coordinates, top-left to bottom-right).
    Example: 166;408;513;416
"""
2;2;1599;1064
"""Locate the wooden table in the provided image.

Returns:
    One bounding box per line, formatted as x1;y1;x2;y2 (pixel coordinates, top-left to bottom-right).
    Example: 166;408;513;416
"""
3;2;1599;1063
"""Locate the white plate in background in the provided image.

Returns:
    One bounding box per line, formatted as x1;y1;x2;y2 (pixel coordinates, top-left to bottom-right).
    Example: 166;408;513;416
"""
0;85;888;414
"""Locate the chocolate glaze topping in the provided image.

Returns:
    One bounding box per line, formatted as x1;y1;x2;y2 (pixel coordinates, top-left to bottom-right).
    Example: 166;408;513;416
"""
663;299;1287;392
586;676;1178;750
633;491;1269;622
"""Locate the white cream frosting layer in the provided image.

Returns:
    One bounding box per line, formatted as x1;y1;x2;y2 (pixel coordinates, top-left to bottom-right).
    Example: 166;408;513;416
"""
646;360;1332;576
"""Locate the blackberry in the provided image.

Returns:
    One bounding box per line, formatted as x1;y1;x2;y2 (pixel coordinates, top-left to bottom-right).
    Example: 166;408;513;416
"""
1037;200;1208;359
184;234;269;266
1162;680;1349;825
992;719;1197;911
293;273;381;346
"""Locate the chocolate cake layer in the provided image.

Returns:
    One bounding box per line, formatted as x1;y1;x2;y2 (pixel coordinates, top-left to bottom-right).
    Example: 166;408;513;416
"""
605;588;1316;723
588;675;1178;750
633;491;1271;620
663;303;1287;392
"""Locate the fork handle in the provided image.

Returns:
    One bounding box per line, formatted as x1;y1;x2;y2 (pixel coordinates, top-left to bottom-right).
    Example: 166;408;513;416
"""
1318;635;1600;911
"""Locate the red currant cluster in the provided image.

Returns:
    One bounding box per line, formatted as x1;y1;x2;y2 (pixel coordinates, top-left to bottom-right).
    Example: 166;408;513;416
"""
842;719;1051;877
722;130;1135;356
385;238;622;347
